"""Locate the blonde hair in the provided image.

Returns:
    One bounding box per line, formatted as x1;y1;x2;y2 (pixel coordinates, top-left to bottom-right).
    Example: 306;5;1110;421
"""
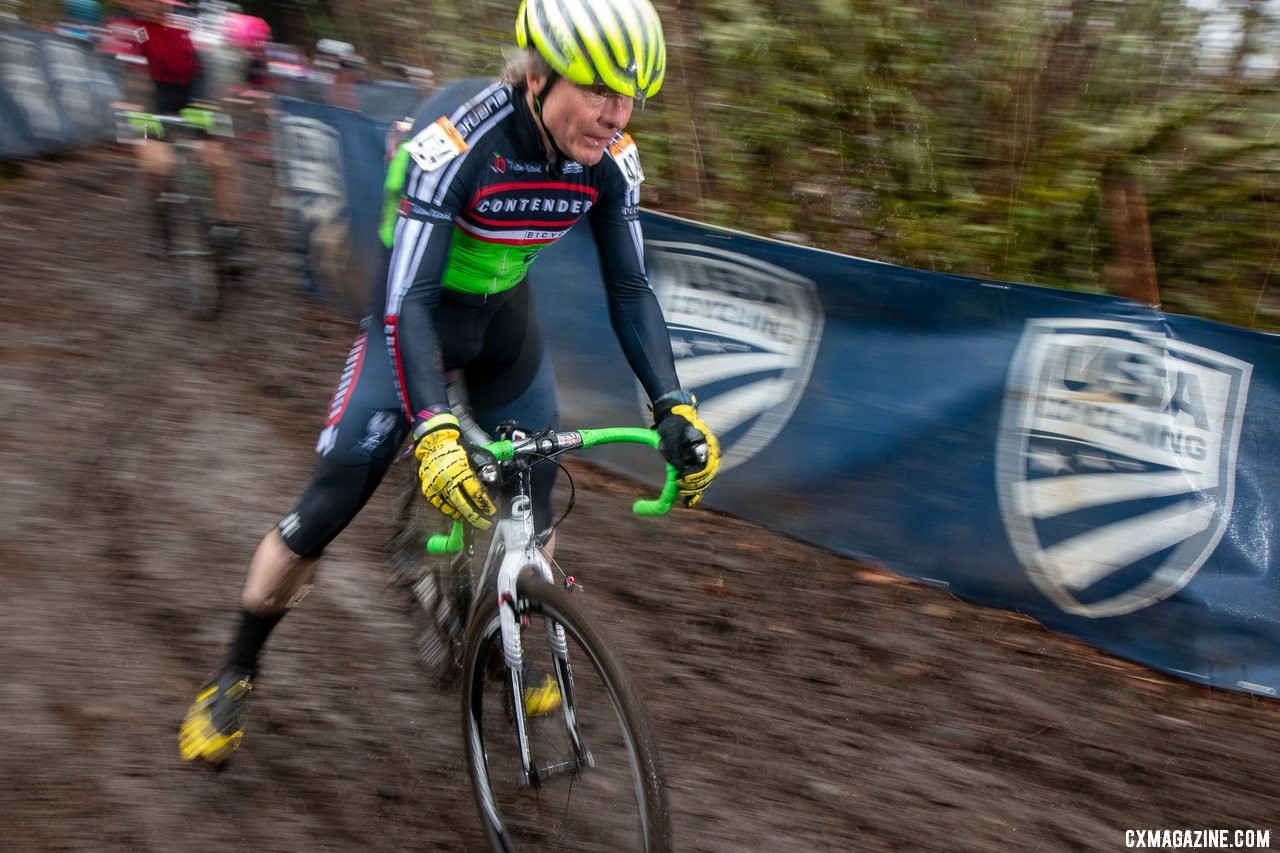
500;46;553;88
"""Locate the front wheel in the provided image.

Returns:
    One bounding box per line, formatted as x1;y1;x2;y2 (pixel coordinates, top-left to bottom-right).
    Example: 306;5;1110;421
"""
461;574;672;852
169;193;219;318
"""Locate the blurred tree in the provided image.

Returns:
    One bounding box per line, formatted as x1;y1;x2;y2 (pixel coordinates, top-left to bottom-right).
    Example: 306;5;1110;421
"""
23;0;1280;329
659;0;1280;329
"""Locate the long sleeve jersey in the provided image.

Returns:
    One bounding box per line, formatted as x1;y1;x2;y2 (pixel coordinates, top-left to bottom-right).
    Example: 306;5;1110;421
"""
374;77;681;425
133;19;199;85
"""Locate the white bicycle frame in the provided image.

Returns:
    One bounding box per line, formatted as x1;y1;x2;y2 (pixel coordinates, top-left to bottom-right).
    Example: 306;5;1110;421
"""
472;489;587;780
483;494;559;672
445;374;562;673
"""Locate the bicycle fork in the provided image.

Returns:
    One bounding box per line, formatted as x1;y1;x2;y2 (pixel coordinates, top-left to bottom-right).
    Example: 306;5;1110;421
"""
495;496;592;787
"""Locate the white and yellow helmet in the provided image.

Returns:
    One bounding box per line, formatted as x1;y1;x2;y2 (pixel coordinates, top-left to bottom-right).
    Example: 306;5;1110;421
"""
515;0;667;99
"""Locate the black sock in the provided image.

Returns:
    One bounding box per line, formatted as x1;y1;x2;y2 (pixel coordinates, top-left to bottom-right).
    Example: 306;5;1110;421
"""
225;609;285;677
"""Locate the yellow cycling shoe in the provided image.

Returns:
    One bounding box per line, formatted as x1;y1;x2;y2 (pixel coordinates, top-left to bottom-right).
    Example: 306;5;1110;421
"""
522;673;562;717
179;668;253;765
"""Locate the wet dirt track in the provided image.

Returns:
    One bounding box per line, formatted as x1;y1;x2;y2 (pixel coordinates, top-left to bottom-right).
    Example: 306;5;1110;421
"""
2;146;1278;852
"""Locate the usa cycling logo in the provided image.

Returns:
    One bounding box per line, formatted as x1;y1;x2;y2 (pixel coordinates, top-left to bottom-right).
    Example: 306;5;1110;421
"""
645;241;824;471
996;319;1252;617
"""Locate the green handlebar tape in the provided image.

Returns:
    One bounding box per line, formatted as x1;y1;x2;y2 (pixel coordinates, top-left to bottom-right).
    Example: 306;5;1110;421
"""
575;426;659;450
125;108;220;138
634;463;680;516
575;428;677;516
427;522;465;555
126;112;164;139
179;106;217;132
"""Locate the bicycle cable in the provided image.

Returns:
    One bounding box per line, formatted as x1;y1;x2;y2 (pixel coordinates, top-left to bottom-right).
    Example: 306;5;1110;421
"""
502;449;576;537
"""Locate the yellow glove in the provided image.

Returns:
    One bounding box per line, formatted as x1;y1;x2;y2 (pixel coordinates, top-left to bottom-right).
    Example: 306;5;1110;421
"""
652;391;721;507
414;413;496;529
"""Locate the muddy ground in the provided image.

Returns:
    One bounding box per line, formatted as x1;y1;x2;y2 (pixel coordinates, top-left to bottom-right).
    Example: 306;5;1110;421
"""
2;146;1278;852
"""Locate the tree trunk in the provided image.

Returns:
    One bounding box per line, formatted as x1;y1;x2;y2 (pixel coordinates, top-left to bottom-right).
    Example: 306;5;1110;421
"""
1102;173;1161;307
659;0;711;215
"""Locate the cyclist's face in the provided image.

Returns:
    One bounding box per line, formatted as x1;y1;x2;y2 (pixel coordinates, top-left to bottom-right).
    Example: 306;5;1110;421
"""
528;74;634;166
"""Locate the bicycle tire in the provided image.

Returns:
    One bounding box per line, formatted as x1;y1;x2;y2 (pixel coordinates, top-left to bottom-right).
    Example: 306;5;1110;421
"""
171;191;219;319
461;573;672;852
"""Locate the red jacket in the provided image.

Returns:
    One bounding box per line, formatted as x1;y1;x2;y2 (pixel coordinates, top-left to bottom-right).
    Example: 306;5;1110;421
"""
135;19;200;85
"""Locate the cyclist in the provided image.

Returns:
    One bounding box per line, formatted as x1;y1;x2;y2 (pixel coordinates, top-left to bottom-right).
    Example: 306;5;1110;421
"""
313;37;366;110
121;0;246;265
179;0;721;766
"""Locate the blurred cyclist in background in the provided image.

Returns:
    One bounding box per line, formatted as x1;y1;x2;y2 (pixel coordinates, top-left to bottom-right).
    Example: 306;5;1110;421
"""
56;0;103;41
120;0;246;264
242;45;268;90
179;0;721;766
312;37;366;110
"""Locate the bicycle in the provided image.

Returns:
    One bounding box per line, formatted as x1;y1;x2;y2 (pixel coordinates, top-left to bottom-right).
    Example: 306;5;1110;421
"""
118;106;235;318
393;421;679;852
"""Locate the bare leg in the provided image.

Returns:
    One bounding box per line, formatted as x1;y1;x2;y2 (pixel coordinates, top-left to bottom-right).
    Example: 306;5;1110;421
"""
137;136;174;187
242;528;320;614
201;138;243;224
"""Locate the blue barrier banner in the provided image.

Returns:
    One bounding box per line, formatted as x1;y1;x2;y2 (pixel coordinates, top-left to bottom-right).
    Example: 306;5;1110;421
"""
274;77;421;125
355;80;421;125
0;29;72;152
525;214;1280;698
275;88;1280;698
273;97;389;315
32;30;119;147
0;28;120;158
0;81;36;158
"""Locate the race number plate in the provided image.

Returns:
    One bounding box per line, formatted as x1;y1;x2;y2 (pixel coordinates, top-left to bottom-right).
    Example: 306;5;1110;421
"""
608;133;644;187
405;117;468;172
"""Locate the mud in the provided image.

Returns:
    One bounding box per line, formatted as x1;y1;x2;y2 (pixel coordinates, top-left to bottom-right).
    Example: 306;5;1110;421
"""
2;146;1277;852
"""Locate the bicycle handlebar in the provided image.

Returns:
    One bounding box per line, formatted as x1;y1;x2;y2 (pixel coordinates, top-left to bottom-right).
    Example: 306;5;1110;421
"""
426;426;678;555
118;106;233;141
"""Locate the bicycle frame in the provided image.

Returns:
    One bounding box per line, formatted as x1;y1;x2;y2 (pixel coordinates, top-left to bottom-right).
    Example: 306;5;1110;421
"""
476;490;572;782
